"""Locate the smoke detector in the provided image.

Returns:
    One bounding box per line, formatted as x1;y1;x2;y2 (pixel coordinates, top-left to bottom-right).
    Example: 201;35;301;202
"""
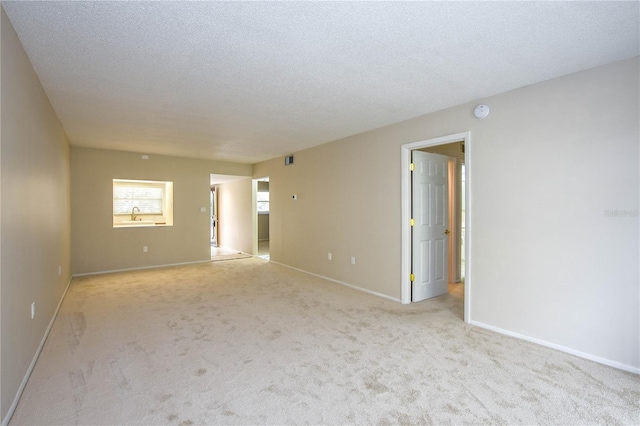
473;104;490;119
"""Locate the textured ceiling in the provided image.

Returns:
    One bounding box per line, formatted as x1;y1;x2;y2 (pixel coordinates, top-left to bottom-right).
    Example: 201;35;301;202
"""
3;1;639;164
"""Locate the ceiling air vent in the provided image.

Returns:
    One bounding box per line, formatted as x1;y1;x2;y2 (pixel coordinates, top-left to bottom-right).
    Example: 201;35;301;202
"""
284;155;294;166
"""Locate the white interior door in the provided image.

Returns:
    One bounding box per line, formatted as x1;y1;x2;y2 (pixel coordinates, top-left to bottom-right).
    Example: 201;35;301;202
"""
211;187;218;245
412;151;449;302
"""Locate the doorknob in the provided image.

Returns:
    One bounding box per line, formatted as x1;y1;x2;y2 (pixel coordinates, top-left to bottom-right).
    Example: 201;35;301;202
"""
444;229;450;235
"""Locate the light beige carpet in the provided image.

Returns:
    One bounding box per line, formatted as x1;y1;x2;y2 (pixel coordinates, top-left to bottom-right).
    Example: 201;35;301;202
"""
9;258;640;425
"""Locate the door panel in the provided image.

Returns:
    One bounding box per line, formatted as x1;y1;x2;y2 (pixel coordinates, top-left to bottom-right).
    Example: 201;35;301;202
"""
412;151;449;302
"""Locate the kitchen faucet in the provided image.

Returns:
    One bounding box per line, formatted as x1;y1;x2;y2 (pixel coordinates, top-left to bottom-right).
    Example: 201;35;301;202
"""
131;206;140;221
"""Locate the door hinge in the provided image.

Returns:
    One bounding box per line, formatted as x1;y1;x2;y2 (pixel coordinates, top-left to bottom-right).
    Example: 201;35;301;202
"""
410;163;415;171
410;273;415;282
409;218;415;227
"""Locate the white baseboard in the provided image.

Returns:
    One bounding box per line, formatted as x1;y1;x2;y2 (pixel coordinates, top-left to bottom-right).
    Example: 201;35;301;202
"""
73;259;212;277
2;276;73;426
469;320;639;375
270;261;401;303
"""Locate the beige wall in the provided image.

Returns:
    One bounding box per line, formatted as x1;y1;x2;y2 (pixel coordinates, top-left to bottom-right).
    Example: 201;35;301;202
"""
216;178;254;254
71;147;251;274
255;140;401;298
255;57;640;371
1;9;72;421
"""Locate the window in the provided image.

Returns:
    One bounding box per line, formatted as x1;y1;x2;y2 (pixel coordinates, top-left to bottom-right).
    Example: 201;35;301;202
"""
257;191;269;213
257;180;269;213
114;184;163;214
113;179;173;227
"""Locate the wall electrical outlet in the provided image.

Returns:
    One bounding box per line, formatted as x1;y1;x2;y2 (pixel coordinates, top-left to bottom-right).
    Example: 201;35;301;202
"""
31;302;35;319
328;252;332;260
351;256;356;265
58;265;62;276
143;246;148;253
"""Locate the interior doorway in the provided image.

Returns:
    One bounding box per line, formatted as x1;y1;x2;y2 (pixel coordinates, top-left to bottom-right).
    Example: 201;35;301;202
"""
401;132;471;322
210;173;251;259
419;143;464;281
253;177;270;260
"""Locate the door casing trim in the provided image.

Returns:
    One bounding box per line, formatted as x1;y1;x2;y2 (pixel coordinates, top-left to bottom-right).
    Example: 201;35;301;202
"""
400;131;471;323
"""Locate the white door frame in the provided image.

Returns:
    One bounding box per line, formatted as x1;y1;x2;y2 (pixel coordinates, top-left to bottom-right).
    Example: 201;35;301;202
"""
401;131;471;323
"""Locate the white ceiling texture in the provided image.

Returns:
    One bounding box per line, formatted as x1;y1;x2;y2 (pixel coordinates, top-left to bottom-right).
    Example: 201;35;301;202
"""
3;1;639;164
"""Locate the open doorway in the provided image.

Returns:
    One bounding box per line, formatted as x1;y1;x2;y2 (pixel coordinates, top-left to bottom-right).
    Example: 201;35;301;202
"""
401;132;471;322
417;144;464;306
210;174;251;260
419;142;464;285
254;177;270;260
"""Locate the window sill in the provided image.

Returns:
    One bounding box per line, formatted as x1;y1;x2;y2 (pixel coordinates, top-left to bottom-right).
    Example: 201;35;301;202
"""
113;221;171;228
